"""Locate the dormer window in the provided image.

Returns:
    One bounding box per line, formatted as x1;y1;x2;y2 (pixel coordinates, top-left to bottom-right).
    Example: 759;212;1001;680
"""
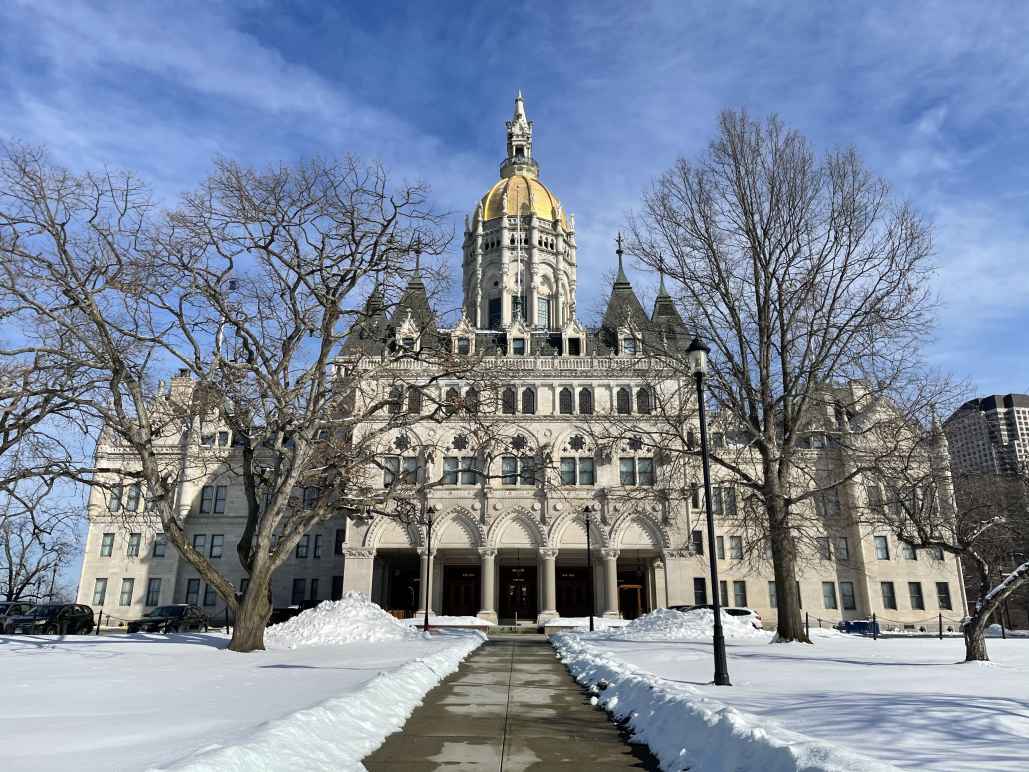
621;337;637;355
512;338;526;355
456;337;470;355
568;338;582;356
401;337;416;351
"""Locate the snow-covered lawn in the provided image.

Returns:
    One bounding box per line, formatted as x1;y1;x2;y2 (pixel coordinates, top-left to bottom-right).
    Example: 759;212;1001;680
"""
0;595;484;771
554;609;1029;772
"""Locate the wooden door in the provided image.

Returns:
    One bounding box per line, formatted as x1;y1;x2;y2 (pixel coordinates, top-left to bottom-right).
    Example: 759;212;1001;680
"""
556;567;591;617
443;565;481;617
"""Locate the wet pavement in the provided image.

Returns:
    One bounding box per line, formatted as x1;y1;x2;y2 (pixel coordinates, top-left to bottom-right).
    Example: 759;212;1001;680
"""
363;634;660;771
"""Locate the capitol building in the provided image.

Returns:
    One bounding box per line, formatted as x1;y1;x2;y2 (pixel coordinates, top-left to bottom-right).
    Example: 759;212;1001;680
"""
76;95;965;629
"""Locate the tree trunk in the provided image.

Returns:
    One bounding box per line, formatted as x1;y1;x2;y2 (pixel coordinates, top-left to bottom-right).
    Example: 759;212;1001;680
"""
963;614;989;662
768;492;811;643
228;577;272;653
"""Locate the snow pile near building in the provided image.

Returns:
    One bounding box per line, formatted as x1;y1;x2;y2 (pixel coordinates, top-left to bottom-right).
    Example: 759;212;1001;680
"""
582;607;771;642
552;632;901;772
266;593;420;649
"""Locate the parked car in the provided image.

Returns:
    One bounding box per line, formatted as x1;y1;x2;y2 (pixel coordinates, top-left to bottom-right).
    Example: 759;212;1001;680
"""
126;604;209;634
4;604;95;635
835;619;880;636
668;604;764;629
0;601;33;630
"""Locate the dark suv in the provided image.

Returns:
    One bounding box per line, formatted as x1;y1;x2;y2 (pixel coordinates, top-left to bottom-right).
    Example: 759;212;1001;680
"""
127;604;209;633
4;604;95;635
0;601;33;630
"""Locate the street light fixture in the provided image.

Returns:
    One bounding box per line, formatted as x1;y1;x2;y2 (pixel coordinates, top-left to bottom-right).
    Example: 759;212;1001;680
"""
422;504;438;633
686;336;731;686
583;504;597;632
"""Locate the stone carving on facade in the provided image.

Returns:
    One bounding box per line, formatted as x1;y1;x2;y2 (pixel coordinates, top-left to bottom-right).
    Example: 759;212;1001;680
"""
343;547;376;559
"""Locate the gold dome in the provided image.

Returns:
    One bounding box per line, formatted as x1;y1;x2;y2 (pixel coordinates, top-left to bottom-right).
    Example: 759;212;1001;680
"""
478;173;568;230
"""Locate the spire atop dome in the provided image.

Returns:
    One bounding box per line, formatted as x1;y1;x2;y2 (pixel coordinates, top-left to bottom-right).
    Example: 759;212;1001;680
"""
502;90;537;179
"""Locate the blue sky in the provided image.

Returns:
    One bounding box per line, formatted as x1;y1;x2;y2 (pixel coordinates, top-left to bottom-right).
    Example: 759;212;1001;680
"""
4;1;1029;586
4;1;1028;393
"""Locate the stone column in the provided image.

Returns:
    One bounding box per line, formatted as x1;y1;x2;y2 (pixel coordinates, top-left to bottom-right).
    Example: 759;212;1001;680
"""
478;548;498;623
539;547;559;622
341;548;376;596
662;549;692;606
602;548;620;617
416;549;435;615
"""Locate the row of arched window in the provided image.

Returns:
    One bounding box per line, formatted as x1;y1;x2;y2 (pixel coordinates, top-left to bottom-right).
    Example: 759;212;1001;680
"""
387;385;656;416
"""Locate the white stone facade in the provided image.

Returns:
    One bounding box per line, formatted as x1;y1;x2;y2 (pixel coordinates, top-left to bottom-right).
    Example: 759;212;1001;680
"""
76;95;964;631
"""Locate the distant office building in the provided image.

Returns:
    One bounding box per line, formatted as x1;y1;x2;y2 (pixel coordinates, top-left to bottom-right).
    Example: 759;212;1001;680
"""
944;394;1029;476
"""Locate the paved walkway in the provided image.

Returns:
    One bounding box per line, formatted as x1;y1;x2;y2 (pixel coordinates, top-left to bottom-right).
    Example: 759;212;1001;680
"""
363;634;659;771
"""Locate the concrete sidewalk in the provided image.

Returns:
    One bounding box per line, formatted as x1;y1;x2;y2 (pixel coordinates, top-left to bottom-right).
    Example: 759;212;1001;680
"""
363;634;659;771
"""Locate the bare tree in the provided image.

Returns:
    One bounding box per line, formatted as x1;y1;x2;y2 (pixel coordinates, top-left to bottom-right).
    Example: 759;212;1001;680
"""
629;110;943;642
0;143;490;651
1;479;78;602
869;428;1029;661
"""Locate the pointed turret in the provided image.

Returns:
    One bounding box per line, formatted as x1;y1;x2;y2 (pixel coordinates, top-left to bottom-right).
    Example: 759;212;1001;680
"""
599;233;649;353
391;251;438;345
342;278;389;355
650;269;688;350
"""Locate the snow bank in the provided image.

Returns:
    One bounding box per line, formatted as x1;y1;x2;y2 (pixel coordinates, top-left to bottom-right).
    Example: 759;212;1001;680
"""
401;615;492;627
553;632;900;772
161;630;485;772
266;593;419;649
577;607;771;642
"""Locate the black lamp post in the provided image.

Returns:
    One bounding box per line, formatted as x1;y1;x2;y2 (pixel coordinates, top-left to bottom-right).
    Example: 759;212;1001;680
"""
422;504;438;633
584;504;597;632
686;336;731;686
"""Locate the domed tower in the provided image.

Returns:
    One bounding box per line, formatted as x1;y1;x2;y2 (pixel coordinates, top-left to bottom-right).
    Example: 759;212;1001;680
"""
463;92;577;331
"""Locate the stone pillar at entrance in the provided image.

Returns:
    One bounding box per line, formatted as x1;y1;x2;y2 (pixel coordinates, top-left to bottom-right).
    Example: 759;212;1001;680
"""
416;549;435;616
478;548;498;624
602;548;620;617
341;548;376;595
538;547;558;623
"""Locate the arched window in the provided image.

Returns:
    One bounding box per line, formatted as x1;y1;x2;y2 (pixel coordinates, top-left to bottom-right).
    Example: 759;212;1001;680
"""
616;387;632;415
559;387;574;415
445;387;461;413
407;386;422;414
464;387;479;414
502;387;517;415
387;386;403;414
521;387;536;415
636;387;653;415
578;388;594;415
